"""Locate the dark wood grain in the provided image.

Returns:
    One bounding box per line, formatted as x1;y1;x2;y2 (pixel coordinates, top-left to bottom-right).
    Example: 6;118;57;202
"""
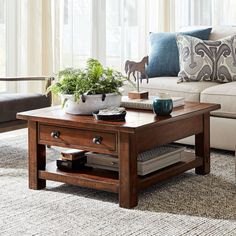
138;152;202;190
136;115;203;153
17;102;220;133
18;102;220;208
28;121;46;189
38;124;117;154
0;76;53;81
39;163;119;193
119;133;138;208
195;113;210;174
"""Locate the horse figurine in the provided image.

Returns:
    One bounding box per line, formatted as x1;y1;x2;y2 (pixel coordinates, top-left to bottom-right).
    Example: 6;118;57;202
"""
125;56;149;83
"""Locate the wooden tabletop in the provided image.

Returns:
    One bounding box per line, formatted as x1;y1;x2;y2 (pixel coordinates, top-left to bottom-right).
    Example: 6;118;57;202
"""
17;102;220;132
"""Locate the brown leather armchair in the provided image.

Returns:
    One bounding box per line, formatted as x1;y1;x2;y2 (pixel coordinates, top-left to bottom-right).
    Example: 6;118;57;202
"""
0;77;53;133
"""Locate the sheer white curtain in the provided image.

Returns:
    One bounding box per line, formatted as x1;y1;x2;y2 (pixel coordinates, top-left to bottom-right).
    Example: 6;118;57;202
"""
50;0;178;72
4;0;53;93
104;0;236;70
57;0;236;71
175;0;236;27
1;0;236;93
211;0;236;25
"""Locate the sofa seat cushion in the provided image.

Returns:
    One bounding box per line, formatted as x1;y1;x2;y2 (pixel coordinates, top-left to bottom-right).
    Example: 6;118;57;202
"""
139;77;218;102
201;82;236;118
0;93;51;123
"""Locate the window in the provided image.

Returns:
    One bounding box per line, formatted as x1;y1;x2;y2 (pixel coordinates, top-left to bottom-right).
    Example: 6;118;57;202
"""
0;0;236;93
0;0;6;92
106;0;139;70
60;0;91;68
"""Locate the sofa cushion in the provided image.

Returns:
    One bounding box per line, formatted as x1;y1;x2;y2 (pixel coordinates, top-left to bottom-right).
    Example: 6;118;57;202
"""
180;26;236;40
201;82;236;118
177;34;236;83
209;26;236;40
139;77;218;102
0;93;51;123
146;28;212;78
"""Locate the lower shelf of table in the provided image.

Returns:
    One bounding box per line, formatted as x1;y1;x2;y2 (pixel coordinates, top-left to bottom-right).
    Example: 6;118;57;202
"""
39;151;202;193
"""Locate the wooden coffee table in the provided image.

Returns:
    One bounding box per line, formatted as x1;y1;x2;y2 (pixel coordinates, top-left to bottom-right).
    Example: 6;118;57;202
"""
17;102;220;208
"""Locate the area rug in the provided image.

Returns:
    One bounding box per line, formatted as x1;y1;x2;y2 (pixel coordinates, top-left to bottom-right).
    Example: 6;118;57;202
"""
0;130;235;235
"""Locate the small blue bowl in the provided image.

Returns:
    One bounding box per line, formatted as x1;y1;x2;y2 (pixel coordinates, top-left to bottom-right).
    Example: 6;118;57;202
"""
153;98;173;116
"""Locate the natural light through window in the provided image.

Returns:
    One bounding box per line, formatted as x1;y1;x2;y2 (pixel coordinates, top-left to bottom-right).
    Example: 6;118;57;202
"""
0;0;6;92
0;0;236;92
60;0;91;68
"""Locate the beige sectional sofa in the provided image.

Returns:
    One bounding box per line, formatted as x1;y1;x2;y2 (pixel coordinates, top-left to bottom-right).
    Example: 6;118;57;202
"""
127;26;236;151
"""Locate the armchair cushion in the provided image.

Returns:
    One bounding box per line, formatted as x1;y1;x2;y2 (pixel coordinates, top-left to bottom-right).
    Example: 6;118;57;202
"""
0;93;51;123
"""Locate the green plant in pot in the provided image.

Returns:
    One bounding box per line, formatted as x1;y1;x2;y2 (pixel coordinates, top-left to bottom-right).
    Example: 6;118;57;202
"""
48;58;129;115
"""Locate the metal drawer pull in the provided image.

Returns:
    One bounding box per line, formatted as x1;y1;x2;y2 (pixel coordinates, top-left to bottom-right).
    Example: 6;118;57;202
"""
92;136;103;145
51;131;60;139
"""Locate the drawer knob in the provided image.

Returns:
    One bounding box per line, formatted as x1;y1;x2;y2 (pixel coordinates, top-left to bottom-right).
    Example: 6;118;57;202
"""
92;136;103;145
51;131;60;139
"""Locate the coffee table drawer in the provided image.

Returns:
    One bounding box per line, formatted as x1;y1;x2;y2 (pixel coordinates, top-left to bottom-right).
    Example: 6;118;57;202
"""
39;125;117;152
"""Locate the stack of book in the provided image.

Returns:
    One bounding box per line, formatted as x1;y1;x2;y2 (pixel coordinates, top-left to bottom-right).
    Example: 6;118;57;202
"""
85;144;185;176
121;96;185;110
57;149;87;171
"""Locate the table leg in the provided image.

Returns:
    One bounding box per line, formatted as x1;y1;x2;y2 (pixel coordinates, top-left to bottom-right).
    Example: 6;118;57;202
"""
195;113;210;175
28;121;46;189
119;133;138;208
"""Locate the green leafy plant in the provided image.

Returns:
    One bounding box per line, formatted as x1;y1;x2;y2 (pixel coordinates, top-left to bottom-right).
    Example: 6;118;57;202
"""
48;58;132;101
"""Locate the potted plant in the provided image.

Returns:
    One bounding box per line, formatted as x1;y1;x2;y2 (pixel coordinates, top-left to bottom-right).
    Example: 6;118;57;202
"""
48;58;130;115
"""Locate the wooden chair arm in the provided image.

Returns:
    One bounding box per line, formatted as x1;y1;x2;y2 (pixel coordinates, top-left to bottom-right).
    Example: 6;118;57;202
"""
0;76;54;82
0;77;54;104
0;76;54;93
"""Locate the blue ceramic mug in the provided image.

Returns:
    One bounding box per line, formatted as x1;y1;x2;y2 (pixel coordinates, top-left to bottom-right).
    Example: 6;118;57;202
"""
153;93;173;116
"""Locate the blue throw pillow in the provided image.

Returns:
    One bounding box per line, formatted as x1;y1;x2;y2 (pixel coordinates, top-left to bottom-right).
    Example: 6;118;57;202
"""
146;28;212;77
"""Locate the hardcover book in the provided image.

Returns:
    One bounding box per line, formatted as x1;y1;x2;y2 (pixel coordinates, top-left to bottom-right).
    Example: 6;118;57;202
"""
61;149;87;161
57;157;87;171
121;96;184;110
85;145;185;176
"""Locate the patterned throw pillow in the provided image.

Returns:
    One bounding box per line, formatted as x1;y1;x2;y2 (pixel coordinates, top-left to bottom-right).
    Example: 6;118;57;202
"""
176;34;236;83
146;28;212;78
